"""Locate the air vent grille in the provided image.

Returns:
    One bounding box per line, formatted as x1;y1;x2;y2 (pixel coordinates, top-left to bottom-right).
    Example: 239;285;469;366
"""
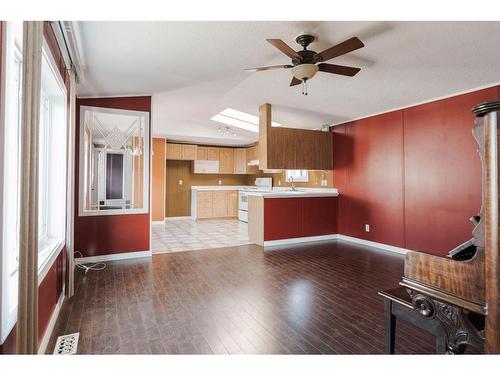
53;332;79;355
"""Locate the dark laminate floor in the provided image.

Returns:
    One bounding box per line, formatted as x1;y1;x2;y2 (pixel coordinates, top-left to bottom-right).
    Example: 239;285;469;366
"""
48;240;436;354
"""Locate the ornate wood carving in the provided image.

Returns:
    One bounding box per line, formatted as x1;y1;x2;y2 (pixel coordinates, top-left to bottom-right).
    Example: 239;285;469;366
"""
408;290;484;354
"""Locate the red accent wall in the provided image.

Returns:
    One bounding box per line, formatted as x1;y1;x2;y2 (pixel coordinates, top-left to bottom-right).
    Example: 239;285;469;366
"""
264;197;338;241
74;96;151;257
333;86;499;256
341;111;405;247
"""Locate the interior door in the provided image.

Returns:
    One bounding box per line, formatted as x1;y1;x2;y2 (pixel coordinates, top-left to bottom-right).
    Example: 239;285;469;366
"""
165;160;192;217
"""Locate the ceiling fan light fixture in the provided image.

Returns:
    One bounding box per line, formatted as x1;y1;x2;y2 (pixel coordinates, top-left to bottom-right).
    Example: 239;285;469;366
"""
291;64;318;81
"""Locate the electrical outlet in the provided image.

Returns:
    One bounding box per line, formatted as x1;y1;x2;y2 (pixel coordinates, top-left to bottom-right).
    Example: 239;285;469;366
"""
278;180;281;186
218;180;222;185
178;179;183;185
365;224;370;232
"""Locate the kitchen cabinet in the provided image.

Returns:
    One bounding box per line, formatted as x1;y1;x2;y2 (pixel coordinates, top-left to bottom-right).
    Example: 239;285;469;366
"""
246;145;260;174
212;191;228;217
207;147;219;161
219;148;234;174
233;148;246;174
195;189;239;219
166;143;198;160
196;191;213;219
227;190;238;217
182;144;197;160
197;146;207;160
166;143;182;160
258;103;333;170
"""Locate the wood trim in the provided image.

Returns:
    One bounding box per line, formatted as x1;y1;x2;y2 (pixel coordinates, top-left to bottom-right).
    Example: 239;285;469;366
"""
258;104;270;170
17;21;43;354
152;138;166;221
248;195;264;246
484;110;500;353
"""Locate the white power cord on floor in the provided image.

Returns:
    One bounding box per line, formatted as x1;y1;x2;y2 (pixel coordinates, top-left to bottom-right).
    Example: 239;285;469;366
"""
74;251;106;274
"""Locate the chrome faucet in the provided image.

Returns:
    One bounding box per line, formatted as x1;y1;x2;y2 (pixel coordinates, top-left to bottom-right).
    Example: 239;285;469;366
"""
288;176;296;191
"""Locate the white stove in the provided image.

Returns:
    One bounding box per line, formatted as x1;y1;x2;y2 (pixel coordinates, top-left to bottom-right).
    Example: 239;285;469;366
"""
238;177;273;222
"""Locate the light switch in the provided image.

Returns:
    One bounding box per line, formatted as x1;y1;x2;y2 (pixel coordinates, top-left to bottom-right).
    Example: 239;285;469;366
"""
365;224;370;232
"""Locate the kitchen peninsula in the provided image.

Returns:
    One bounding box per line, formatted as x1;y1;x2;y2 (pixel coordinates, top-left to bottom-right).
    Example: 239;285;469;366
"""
247;189;339;247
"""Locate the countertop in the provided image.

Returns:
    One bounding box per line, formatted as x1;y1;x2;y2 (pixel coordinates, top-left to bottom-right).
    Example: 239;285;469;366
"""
191;186;339;197
245;188;338;198
191;185;250;191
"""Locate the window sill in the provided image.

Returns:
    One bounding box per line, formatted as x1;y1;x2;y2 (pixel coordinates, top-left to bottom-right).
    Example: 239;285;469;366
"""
38;239;64;285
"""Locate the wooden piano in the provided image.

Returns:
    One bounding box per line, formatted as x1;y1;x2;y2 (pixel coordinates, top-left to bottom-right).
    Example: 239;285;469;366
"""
398;100;500;354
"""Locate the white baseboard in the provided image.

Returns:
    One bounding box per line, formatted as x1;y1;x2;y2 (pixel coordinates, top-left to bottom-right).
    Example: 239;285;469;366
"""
264;234;338;248
152;220;165;225
38;289;65;355
74;250;152;264
263;233;409;256
165;216;192;221
335;234;409;255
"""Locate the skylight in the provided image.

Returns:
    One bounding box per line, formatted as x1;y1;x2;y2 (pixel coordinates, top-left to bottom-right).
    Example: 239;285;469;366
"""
210;108;281;133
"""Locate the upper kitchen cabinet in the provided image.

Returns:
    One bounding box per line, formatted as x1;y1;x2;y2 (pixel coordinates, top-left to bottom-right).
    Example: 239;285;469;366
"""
219;148;234;174
207;147;220;161
246;145;260;174
233;148;247;174
166;142;198;160
258;103;333;170
197;146;208;160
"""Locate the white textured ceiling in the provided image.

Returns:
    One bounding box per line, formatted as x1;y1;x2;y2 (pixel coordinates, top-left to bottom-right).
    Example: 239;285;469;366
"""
77;21;500;146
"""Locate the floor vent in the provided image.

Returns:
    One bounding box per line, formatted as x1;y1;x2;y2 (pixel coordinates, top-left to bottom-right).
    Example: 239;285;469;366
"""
53;332;79;355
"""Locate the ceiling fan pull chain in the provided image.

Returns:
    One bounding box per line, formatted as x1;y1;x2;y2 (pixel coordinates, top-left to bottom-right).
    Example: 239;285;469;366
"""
302;79;308;95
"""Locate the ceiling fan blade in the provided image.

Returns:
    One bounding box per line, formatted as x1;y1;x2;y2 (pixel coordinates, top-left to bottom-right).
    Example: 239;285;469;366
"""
290;77;302;86
245;64;293;72
314;37;364;62
318;63;361;77
266;39;302;60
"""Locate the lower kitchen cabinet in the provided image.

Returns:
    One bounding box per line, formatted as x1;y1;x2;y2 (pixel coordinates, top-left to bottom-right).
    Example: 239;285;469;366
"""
195;190;239;219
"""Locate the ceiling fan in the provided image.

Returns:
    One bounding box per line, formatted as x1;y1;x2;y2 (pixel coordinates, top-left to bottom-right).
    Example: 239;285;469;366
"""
246;33;364;95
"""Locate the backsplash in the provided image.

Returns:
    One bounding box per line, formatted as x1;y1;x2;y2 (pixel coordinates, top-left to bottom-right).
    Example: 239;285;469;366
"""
246;170;333;188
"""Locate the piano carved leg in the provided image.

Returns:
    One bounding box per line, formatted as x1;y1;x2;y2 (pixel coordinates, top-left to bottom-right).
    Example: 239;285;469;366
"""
408;291;485;354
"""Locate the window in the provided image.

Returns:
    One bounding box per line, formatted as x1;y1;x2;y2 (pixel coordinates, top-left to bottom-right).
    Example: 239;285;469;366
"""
37;45;67;270
1;21;23;344
285;169;309;182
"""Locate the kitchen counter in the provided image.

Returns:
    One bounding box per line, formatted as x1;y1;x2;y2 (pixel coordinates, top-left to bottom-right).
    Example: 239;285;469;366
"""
191;185;251;191
246;188;338;198
248;191;339;247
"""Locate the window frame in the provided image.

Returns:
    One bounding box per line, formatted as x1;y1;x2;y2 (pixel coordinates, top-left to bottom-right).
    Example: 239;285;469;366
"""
0;21;24;344
285;169;309;183
37;40;68;276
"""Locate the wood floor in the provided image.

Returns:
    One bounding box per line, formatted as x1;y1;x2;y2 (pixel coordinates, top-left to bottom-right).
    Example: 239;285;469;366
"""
48;240;436;354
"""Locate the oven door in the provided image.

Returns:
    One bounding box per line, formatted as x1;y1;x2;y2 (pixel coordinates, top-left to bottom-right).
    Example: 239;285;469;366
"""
238;209;248;223
238;191;248;211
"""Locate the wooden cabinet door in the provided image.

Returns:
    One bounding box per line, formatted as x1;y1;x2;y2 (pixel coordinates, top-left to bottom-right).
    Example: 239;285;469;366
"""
219;148;234;174
207;147;219;161
166;143;182;160
197;191;213;219
233;148;246;174
212;191;228;217
197;146;207;160
227;190;238;217
246;145;259;174
182;144;197;160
